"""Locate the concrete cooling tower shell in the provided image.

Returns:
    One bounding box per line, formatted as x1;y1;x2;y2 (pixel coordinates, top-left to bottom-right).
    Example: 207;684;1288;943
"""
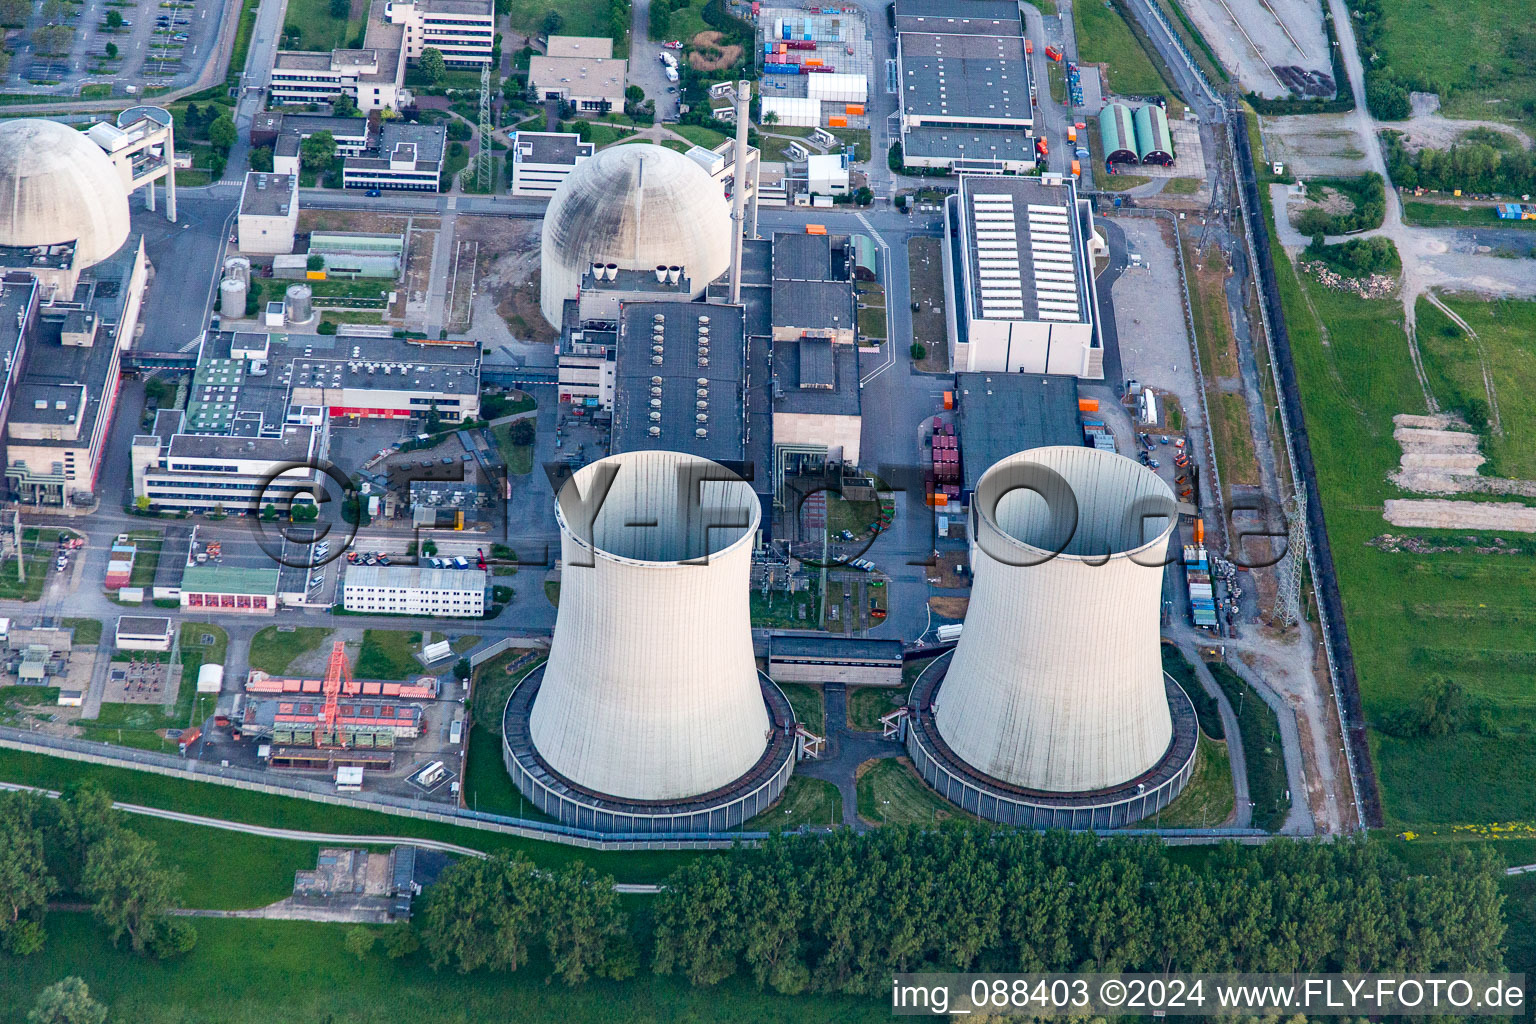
906;446;1199;828
506;450;795;833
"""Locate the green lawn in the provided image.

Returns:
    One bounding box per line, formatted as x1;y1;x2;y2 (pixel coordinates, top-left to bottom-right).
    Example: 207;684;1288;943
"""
1259;174;1536;824
671;123;727;149
122;814;328;910
749;587;820;629
247;626;331;676
63;618;103;646
1402;200;1536;229
124;529;163;587
490;421;534;475
1417;296;1536;478
776;683;824;736
0;914;885;1024
1148;738;1236;828
460;654;553;820
854;756;968;827
282;0;368;52
0;747;699;882
1206;662;1290;831
1372;0;1536;128
0;529;55;602
504;0;610;42
587;122;637;147
1163;176;1203;195
354;629;422;680
846;685;903;733
742;774;841;830
1074;0;1180;98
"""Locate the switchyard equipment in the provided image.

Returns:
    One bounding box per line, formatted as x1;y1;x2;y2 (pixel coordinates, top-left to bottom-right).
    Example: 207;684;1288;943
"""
317;640;352;748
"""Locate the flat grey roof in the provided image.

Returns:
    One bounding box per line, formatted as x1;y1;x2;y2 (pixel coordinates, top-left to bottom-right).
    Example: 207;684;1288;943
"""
239;173;298;218
899;43;1030;122
610;300;746;466
11;382;83;425
902;126;1035;160
770;278;855;333
277;113;371;139
770;635;904;661
116;616;173;637
894;0;1023;34
166;425;317;461
960;175;1087;325
515;131;592;165
772;340;860;417
345;565;487;591
772;232;835;282
955;372;1081;495
274;51;335;71
380;121;446;165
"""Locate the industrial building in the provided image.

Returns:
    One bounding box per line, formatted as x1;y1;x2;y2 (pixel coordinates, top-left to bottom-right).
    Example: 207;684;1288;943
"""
1099;102;1176;166
769;636;903;686
254;113;372;161
130;414;325;514
269;49;404;114
90;106;179;222
508;131;594;197
236;172;300;255
0;119;151;507
506;451;795;832
114;616;175;652
340;122;447;192
179;565;281;614
942;174;1105;378
342;565;486;617
905;447;1198;827
241;698;423;744
539;144;733;328
893;0;1036;173
528;36;627;114
386;0;495;65
954;372;1082;506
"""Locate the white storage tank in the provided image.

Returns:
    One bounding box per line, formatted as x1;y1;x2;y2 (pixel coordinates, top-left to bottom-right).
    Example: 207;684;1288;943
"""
219;277;246;320
284;283;313;324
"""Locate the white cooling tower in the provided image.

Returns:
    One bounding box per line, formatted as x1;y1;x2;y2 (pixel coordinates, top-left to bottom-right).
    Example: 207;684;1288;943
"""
935;446;1177;793
528;450;768;802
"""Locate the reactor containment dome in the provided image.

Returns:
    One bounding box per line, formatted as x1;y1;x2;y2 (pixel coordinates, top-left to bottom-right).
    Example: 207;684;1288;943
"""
505;450;796;832
906;446;1199;828
539;143;732;327
0;119;131;268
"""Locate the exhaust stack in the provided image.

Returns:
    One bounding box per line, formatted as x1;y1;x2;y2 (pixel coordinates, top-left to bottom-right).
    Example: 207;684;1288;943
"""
729;80;751;304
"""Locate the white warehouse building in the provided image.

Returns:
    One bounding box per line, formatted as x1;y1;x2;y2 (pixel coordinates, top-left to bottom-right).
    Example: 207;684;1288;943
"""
942;174;1106;379
342;565;487;617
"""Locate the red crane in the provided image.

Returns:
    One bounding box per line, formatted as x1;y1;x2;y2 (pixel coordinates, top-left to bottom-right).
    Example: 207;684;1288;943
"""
317;640;353;748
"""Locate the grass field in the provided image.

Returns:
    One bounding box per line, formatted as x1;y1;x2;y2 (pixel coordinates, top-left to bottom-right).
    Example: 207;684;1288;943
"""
1148;738;1235;828
1259;174;1536;824
247;626;331;675
1073;0;1180;99
743;774;841;830
62;618;102;646
854;757;968;827
749;586;820;628
284;0;368;52
672;123;728;149
0;747;699;882
0;529;54;602
1373;0;1536;128
1206;662;1290;831
0;914;885;1024
504;0;610;42
1417;296;1536;478
491;421;535;476
126;529;163;587
846;685;903;732
1163;176;1203;195
777;682;824;736
355;629;423;680
1402;201;1536;229
123;814;329;910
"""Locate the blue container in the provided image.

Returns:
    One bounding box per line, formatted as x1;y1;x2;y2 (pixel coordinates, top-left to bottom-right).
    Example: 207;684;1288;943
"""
764;63;799;74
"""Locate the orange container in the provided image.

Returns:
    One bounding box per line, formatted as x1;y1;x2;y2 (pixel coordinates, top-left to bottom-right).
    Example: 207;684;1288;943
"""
1077;397;1099;412
943;390;954;410
1071;159;1081;177
805;224;827;235
1067;125;1077;143
805;57;823;66
827;115;847;127
845;104;864;115
1194;519;1206;544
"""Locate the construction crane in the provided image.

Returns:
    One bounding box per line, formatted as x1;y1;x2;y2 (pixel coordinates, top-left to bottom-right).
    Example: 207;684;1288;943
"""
317;640;353;748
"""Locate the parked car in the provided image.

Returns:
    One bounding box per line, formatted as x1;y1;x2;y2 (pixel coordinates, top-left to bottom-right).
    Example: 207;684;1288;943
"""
309;575;324;588
840;529;854;541
365;188;382;197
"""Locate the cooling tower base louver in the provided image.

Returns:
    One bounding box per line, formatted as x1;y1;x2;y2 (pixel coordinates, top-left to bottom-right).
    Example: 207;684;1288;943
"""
904;651;1200;828
503;665;797;833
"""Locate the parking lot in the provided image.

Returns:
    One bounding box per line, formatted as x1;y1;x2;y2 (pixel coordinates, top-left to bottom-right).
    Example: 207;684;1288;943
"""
5;0;227;98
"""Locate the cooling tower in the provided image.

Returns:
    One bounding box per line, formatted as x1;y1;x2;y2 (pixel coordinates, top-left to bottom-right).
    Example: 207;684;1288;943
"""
522;450;779;813
935;446;1178;793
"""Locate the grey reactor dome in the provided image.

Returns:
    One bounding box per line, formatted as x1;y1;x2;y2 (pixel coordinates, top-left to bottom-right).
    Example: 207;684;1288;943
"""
0;119;130;269
540;143;731;327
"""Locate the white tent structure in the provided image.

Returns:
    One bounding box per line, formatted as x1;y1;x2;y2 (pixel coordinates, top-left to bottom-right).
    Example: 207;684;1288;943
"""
760;96;820;128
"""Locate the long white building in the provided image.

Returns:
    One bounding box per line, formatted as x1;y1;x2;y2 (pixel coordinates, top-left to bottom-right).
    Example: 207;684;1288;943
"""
942;174;1106;379
342;565;486;617
130;416;325;514
509;131;593;197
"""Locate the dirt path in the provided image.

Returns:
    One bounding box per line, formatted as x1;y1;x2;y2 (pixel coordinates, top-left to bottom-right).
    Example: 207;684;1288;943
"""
1399;92;1533;153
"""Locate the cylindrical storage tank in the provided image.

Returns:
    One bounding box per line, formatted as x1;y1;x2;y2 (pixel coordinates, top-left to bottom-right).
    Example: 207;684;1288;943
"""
1133;103;1175;166
219;277;246;319
529;451;768;802
935;447;1177;793
1099;102;1139;165
223;256;251;287
284;283;313;324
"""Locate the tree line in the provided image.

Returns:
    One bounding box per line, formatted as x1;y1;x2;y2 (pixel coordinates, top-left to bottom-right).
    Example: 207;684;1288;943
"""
1385;133;1536;199
0;785;193;959
411;827;1507;993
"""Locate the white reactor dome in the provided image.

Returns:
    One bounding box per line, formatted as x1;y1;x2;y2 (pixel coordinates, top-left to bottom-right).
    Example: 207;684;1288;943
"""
0;119;130;269
530;450;768;803
936;446;1178;793
539;143;731;327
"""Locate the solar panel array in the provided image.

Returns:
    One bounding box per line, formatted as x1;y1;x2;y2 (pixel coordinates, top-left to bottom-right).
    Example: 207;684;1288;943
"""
1025;203;1080;322
971;192;1023;320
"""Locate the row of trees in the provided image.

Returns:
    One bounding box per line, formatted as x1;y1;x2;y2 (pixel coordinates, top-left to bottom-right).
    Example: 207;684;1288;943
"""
1342;0;1411;120
1385;133;1536;198
418;852;635;984
0;785;194;959
1303;235;1400;278
651;828;1506;995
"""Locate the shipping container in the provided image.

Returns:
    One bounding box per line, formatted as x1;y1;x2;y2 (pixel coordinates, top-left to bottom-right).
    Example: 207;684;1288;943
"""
1071;159;1081;177
1078;397;1099;412
827;115;847;127
845;103;864;115
787;39;816;50
943;390;954;410
805;224;827;235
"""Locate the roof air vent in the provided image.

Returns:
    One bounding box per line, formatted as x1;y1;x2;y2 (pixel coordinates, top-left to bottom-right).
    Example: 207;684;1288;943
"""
698;357;709;366
649;411;662;421
648;426;661;436
650;375;663;385
695;427;708;437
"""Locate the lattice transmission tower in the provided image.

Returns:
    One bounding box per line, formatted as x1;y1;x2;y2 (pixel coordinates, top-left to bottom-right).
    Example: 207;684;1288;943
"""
477;62;494;192
1274;491;1308;628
